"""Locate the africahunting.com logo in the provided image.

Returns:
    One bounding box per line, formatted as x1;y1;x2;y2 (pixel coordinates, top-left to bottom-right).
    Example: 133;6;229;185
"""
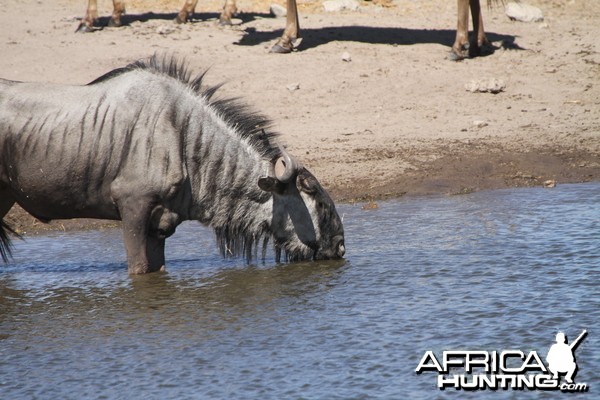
415;330;589;392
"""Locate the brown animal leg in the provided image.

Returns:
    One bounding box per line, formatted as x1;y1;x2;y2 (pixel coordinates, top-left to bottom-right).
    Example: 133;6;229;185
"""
270;0;300;53
108;0;126;27
118;198;166;274
476;7;487;47
176;0;199;24
218;0;238;25
474;5;492;56
449;0;471;60
76;0;99;32
468;0;485;57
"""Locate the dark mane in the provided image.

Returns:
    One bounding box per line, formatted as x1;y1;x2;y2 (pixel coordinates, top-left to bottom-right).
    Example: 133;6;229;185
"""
88;54;281;159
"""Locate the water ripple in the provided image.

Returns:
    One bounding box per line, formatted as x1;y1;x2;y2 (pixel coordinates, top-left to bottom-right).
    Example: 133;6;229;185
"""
0;183;598;398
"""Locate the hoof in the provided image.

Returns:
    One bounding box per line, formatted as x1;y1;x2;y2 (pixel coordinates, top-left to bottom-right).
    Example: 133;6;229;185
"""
107;18;122;28
76;22;100;33
175;14;189;24
219;18;232;26
447;50;465;61
270;43;292;54
476;41;496;57
448;42;470;61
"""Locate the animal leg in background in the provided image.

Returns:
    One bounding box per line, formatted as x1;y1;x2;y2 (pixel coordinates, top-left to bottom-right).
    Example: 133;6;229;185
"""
450;0;490;60
217;0;238;25
176;0;199;24
270;0;301;53
108;0;126;27
451;0;472;60
468;0;489;56
77;0;126;31
80;0;99;30
116;197;166;275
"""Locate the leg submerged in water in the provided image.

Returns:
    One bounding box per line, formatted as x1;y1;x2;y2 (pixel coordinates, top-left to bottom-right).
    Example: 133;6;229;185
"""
116;196;177;274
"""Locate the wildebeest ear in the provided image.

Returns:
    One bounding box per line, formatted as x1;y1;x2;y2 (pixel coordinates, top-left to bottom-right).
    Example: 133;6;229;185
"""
297;172;319;194
258;177;284;193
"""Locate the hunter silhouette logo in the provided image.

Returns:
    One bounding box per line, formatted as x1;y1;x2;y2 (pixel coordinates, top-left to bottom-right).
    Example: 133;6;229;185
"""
415;330;589;392
546;330;587;384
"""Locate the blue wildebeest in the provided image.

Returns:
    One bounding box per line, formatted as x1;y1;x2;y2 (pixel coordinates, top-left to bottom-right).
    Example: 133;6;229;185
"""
0;55;345;274
77;0;494;60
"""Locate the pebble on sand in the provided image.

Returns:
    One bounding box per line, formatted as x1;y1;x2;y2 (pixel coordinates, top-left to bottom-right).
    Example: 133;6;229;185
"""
270;4;287;18
465;78;506;94
323;0;360;13
505;2;544;23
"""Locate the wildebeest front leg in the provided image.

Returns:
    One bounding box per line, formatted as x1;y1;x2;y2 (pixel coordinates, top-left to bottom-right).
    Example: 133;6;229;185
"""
118;198;165;274
270;0;300;53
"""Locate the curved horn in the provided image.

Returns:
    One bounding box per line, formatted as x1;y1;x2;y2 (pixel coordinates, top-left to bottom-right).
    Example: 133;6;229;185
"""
274;147;298;183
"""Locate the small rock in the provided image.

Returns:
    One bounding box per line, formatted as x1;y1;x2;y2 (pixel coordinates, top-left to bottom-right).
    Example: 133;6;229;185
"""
465;78;506;94
323;0;360;12
473;120;488;128
156;25;175;35
341;52;352;62
270;4;287;18
505;2;544;23
543;180;557;188
286;83;300;91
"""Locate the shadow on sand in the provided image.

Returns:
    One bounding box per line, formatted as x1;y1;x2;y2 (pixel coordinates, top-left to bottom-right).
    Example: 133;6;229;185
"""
237;25;521;54
87;11;268;28
83;12;522;54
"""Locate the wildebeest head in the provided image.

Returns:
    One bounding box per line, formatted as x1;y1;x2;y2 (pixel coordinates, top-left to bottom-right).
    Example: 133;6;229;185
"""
258;150;345;262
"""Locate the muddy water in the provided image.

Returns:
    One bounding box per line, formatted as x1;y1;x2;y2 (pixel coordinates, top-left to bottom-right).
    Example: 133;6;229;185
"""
1;183;598;398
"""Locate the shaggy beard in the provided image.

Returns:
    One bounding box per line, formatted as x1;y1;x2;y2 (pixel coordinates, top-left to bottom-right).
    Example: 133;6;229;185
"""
274;237;317;263
215;227;315;264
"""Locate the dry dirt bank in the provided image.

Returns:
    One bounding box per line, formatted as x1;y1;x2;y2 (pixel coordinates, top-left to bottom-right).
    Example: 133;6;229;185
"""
1;0;598;234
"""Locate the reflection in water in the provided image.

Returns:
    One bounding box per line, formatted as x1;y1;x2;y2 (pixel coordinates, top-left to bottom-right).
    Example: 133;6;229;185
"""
1;258;348;338
0;183;598;398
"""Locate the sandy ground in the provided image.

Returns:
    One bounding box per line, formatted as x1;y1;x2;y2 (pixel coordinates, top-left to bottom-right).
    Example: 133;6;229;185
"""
1;0;599;233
